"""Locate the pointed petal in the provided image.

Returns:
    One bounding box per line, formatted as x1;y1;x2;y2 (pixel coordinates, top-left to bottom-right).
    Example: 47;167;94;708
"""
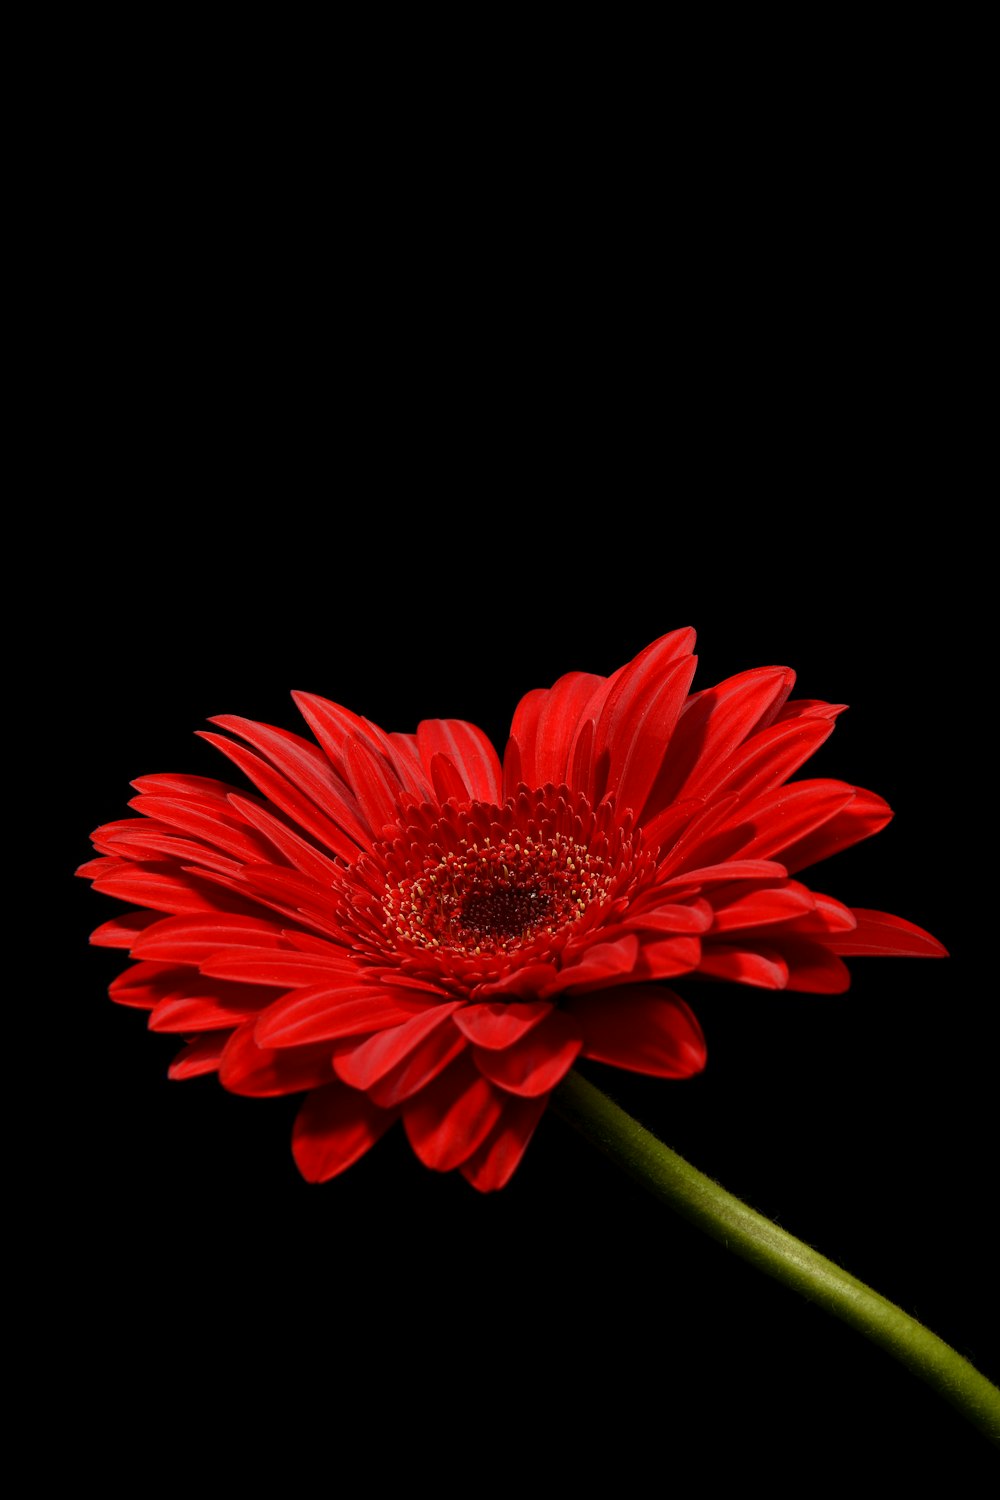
566;985;707;1077
704;781;858;865
648;666;796;811
606;655;699;821
776;789;894;873
95;825;245;876
198;730;365;862
828;910;948;957
711;716;837;802
292;691;432;799
125;793;276;863
589;634;698;786
226;795;344;882
209;714;359;821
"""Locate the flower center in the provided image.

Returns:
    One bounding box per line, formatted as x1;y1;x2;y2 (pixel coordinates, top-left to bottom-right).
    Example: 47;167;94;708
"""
332;784;653;989
384;831;610;958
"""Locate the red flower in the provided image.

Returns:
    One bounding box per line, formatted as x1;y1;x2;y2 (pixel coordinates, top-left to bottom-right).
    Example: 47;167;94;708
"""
80;629;945;1191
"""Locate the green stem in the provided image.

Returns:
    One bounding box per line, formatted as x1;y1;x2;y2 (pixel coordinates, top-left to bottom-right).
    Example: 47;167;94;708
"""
552;1069;1000;1447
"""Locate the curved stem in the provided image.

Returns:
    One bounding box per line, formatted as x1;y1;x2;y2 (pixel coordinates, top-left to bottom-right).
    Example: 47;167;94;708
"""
552;1069;1000;1447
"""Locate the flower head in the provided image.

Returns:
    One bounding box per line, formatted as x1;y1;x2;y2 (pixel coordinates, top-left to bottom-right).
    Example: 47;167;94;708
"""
80;629;945;1190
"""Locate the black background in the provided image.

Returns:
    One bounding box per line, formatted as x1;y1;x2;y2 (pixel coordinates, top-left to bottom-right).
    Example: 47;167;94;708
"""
39;145;996;1478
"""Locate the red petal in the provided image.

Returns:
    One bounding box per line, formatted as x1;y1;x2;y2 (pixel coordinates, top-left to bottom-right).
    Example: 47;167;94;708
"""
590;634;699;798
711;716;837;802
606;655;699;822
292;1083;396;1183
776;789;894;874
292;691;432;798
473;1011;583;1096
773;941;852;993
540;936;640;997
783;890;857;934
697;945;789;988
226;795;343;882
198;730;365;862
109;961;184;1010
255;984;432;1047
416;720;502;803
828;910;948;957
527;673;607;789
707;781;858;864
363;1023;469;1109
618;903;714;935
655;860;789;897
459;1095;548;1191
453;1000;554;1049
168;1033;229;1079
648;666;795;811
149;981;265;1033
429;752;470;803
471;965;561;1002
506;689;548;790
402;1058;504;1171
709;885;816;933
131;772;246;799
77;855;121;877
126;793;275;863
130;913;287;964
344;736;405;835
567;985;707;1077
218;1023;335;1096
97;825;244;876
90;910;162;948
89;862;259;918
632;934;703;981
199;950;357;985
333;1003;463;1091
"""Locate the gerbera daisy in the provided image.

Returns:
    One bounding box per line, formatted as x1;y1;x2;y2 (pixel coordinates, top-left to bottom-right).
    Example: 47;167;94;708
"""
79;627;945;1191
